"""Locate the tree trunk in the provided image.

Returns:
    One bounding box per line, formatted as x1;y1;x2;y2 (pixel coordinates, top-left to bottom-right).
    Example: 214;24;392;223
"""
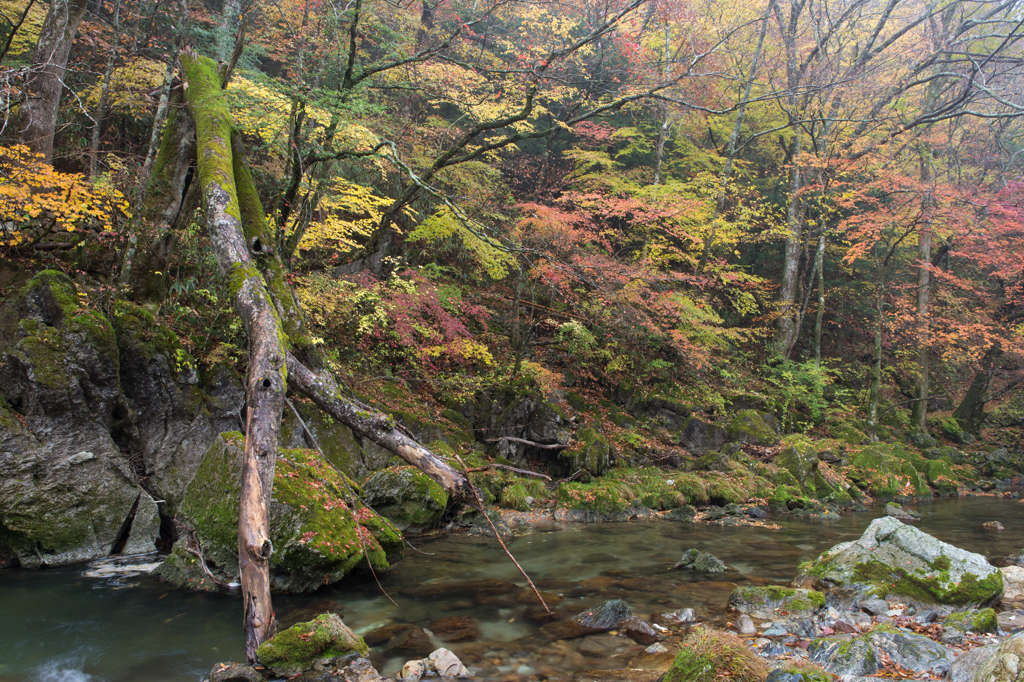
125;92;196;303
952;347;1002;434
15;0;90;162
89;0;122;178
910;150;933;434
813;232;825;367
180;52;287;661
163;51;481;662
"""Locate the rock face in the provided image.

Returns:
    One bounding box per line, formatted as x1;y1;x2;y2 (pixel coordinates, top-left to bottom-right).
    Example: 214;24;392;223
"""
0;271;160;567
256;613;369;678
157;433;402;592
361;466;449;532
794;516;1003;608
728;586;825;620
954;631;1024;682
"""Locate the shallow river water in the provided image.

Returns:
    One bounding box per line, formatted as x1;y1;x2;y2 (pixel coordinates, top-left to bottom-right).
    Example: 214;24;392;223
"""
3;496;1023;682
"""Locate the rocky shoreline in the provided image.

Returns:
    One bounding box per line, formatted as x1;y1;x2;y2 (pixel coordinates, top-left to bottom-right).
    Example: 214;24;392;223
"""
201;513;1024;682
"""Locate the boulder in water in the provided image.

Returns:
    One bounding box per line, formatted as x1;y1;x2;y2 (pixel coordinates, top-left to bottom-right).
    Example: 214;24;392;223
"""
256;613;369;678
673;548;727;572
793;516;1003;608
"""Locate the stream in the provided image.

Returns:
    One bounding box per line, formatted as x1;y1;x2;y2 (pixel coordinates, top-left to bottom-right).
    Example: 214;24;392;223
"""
2;496;1022;682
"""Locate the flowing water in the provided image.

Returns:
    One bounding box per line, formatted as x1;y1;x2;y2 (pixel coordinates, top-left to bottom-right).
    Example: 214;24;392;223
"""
3;496;1023;682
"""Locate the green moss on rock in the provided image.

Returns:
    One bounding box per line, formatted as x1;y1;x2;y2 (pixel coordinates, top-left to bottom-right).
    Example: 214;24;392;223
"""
726;410;779;447
361;466;449;531
256;613;368;678
560;426;614;475
944;608;997;633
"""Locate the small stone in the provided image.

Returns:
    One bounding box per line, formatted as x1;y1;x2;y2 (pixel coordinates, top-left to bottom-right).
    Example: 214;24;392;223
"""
398;660;426;682
735;614;757;635
427;648;470;678
644;643;668;654
983;521;1005;531
832;620;857;633
884;608;904;617
860;598;889;616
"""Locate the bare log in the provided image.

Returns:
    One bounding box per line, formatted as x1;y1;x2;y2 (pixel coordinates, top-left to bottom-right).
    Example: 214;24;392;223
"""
180;51;286;662
484;436;569;450
286;354;478;507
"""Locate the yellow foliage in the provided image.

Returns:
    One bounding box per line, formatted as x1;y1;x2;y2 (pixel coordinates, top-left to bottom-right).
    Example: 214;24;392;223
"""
80;59;166;116
408;206;516;280
295;178;393;252
0;145;129;247
422;338;494;365
1;0;46;59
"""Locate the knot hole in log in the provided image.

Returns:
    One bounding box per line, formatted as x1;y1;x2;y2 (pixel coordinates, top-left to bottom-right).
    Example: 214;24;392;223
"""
249;236;272;256
260;539;273;558
261;377;273;389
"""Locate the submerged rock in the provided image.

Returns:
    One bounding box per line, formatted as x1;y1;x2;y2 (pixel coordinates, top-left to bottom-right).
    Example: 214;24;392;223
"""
256;613;369;678
884;502;920;521
673;548;727;572
794;516;1003;608
540;599;654;640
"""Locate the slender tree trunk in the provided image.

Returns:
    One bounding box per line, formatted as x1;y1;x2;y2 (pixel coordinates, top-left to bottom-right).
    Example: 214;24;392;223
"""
89;0;122;177
867;282;884;439
180;52;286;660
813;232;825;367
775;132;803;356
15;0;90;162
652;23;670;186
215;0;241;61
698;2;772;272
140;41;182;186
910;149;933;434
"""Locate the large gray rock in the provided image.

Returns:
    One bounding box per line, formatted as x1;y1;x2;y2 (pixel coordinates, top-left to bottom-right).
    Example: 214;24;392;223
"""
361;466;449;532
0;271;159;567
948;644;997;682
679;417;727;454
794;516;1003;608
728;586;825;620
809;625;953;678
968;631;1024;682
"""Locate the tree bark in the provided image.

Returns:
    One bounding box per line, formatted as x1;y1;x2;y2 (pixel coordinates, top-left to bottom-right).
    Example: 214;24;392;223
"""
952;347;1001;434
125;92;196;303
180;51;286;661
910;149;933;434
15;0;90;162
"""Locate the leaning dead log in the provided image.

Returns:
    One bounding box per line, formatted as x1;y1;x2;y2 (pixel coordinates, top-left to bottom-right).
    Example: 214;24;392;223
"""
286;355;478;507
180;51;285;662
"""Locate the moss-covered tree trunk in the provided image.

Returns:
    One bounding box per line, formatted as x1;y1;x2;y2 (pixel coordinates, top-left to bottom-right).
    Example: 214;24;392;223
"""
180;51;286;661
160;49;478;662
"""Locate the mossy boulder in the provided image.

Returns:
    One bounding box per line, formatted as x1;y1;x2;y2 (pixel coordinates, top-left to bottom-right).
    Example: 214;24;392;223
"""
765;666;832;682
923;445;969;464
847;442;930;500
726;410;780;447
560;426;614;475
661;626;767;682
809;623;952;678
970;631;1024;682
728;586;825;619
280;407;367;482
944;608;998;633
768;484;805;512
256;613;368;678
0;271;159;567
158;433;402;592
361;465;449;532
830;420;868;446
794;516;1003;608
776;441;819;487
925;458;960;495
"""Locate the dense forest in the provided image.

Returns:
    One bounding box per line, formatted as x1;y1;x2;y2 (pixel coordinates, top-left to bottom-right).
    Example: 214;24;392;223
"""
3;0;1024;663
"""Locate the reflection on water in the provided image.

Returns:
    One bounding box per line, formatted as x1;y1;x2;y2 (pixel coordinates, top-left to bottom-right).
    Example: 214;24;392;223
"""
1;496;1022;681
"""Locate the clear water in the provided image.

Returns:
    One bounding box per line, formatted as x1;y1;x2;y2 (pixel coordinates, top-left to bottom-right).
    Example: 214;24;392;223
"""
2;496;1022;682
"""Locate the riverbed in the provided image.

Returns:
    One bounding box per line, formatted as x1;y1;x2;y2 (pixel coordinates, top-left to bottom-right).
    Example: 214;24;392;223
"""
2;496;1021;682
